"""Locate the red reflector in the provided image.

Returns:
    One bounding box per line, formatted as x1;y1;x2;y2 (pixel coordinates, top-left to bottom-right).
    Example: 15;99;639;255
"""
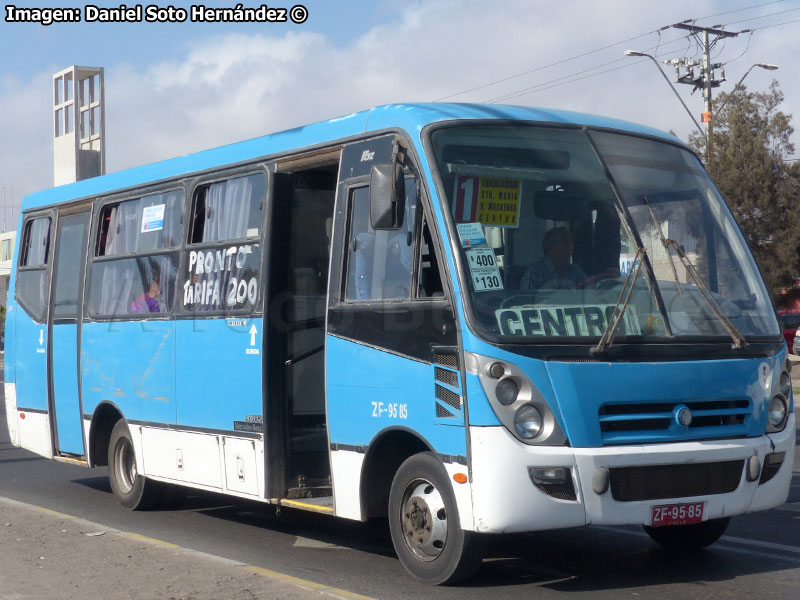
19;413;26;420
453;473;468;484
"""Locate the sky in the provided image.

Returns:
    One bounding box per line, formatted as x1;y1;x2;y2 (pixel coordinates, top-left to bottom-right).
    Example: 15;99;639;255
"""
1;0;798;232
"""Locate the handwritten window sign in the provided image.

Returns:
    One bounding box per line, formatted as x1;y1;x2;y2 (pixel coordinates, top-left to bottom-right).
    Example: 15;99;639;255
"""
182;244;259;312
495;305;641;337
452;175;521;228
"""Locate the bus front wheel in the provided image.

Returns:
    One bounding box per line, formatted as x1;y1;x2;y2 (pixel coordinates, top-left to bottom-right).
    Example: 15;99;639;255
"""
108;420;159;510
388;452;484;585
643;517;730;550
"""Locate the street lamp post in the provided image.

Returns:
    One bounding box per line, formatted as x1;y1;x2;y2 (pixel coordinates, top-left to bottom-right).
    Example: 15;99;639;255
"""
625;51;778;162
713;63;779;119
624;49;706;138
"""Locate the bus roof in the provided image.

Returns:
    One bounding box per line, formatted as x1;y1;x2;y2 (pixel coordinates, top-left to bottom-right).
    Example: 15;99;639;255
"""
21;103;683;212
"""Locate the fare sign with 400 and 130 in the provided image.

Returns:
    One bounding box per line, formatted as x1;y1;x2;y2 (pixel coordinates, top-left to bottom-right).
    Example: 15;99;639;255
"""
466;247;503;291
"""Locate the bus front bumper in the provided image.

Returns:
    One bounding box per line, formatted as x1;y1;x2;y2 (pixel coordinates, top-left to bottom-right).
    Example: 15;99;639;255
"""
467;414;795;534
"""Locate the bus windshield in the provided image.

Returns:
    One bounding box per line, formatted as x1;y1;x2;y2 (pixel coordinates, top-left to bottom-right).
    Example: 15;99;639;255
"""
430;124;779;343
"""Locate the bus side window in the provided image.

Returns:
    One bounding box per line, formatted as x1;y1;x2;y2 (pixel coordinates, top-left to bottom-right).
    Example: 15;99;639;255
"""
417;217;444;298
181;173;265;314
344;179;417;302
189;174;264;243
16;216;51;321
87;191;183;318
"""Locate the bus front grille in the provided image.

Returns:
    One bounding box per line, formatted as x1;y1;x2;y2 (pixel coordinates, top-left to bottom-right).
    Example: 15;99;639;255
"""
609;459;744;501
598;399;752;444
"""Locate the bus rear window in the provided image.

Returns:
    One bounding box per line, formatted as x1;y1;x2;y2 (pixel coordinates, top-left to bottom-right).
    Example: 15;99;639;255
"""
19;217;51;266
16;215;52;321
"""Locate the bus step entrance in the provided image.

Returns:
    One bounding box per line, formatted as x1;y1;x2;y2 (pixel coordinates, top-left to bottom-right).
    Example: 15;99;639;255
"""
287;474;331;499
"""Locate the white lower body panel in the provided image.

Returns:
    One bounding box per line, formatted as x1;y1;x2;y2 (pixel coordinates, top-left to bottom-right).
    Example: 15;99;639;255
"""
15;409;53;459
468;414;795;534
330;449;363;520
4;383;18;447
119;424;265;500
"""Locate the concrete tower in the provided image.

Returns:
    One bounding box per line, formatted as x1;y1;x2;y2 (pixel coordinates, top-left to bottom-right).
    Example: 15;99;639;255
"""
53;66;105;186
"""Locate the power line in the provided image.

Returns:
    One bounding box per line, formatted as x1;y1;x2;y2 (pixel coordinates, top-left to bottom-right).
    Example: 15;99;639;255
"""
750;16;800;29
691;0;785;23
485;56;632;103
478;9;791;109
487;62;639;104
433;1;785;103
721;5;800;27
483;33;692;104
722;30;755;65
431;29;659;102
433;2;794;107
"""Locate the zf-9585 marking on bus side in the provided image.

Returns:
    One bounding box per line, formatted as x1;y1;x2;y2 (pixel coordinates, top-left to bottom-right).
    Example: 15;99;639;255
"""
372;402;408;419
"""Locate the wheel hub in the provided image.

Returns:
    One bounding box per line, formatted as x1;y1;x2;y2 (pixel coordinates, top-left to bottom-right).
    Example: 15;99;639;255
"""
405;497;431;543
400;480;448;560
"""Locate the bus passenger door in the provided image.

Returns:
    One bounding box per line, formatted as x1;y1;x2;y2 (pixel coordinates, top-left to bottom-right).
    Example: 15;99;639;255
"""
48;209;90;456
265;157;340;500
325;137;460;517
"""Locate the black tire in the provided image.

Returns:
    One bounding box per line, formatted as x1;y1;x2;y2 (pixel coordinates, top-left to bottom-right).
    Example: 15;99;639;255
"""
388;452;485;585
643;517;730;550
107;420;161;510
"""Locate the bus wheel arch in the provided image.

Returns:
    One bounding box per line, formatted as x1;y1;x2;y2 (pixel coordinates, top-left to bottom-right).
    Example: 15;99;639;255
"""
88;402;124;467
360;428;431;520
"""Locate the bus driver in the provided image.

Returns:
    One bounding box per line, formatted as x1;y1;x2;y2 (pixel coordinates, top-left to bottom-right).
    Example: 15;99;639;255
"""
520;226;587;290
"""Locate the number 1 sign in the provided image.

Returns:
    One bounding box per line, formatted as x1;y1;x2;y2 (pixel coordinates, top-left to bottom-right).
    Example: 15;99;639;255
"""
453;175;479;223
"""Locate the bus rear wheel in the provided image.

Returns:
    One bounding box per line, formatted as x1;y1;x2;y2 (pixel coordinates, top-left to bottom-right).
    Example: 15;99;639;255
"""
388;452;484;585
108;420;160;510
643;517;730;550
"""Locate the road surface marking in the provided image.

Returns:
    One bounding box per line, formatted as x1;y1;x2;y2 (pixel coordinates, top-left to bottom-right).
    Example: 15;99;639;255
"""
245;566;375;600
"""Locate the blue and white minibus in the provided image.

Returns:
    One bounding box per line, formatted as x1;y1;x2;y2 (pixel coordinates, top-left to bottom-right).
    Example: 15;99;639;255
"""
4;103;795;584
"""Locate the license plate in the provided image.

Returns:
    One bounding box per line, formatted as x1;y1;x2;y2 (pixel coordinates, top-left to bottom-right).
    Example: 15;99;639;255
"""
650;502;705;527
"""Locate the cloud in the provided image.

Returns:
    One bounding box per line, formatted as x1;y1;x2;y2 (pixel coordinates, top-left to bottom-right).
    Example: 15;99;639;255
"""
1;0;797;215
0;70;54;226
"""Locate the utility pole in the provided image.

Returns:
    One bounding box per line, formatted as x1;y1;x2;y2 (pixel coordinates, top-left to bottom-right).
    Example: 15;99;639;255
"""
666;23;740;161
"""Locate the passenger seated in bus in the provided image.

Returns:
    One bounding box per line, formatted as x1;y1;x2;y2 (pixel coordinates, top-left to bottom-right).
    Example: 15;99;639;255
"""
520;226;587;290
130;275;160;313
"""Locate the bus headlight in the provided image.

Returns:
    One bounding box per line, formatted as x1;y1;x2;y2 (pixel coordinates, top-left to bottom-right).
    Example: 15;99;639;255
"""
767;395;788;432
495;378;519;405
467;353;567;446
779;372;791;397
514;404;543;439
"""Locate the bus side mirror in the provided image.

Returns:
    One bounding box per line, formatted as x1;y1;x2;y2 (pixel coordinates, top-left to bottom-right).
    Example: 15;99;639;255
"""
370;163;405;230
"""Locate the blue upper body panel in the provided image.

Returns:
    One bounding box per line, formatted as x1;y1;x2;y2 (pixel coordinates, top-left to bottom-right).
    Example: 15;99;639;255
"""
19;103;681;213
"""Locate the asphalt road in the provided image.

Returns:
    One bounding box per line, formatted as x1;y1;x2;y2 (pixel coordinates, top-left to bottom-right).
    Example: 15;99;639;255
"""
2;363;800;599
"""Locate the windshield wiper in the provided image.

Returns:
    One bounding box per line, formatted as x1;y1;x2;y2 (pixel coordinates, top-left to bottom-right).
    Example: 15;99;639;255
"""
592;246;647;355
643;200;747;350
